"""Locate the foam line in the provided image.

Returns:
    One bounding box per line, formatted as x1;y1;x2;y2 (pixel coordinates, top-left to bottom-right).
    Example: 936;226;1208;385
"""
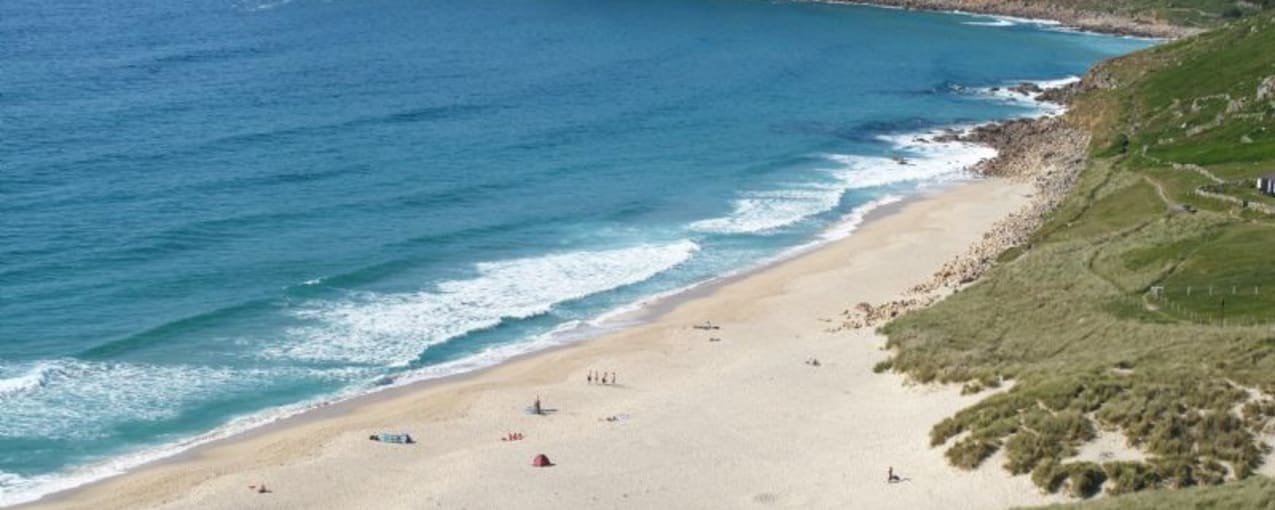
266;241;700;367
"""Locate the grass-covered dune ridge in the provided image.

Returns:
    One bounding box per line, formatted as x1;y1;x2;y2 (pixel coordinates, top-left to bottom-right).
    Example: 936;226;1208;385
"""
1030;476;1275;509
873;9;1275;502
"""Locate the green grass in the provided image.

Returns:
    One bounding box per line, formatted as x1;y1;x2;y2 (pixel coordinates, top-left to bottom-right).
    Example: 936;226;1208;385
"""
1093;11;1275;174
1025;476;1275;509
1154;223;1275;322
873;9;1275;502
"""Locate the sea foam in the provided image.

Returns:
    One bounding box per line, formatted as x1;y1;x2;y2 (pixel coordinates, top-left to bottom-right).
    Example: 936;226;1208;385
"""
960;13;1063;28
971;76;1081;117
0;360;371;506
267;240;700;367
689;131;993;237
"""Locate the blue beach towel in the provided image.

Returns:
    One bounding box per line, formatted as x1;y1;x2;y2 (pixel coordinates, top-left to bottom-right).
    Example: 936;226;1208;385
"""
374;433;414;444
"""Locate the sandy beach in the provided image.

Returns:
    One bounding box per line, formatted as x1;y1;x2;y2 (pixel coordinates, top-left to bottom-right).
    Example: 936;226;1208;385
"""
20;178;1065;510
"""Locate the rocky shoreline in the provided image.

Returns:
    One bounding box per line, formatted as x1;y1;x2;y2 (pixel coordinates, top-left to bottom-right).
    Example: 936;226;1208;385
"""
837;81;1093;330
824;0;1197;38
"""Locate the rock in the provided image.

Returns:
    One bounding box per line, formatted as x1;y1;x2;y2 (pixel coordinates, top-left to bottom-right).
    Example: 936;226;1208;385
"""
839;110;1091;332
1038;81;1081;105
1009;82;1043;95
815;0;1199;38
1258;76;1275;101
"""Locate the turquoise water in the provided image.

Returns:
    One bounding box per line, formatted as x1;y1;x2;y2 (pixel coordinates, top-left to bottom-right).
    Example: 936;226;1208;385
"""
0;0;1149;503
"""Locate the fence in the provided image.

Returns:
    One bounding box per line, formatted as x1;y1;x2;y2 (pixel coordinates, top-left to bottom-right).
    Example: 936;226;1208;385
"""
1143;285;1275;327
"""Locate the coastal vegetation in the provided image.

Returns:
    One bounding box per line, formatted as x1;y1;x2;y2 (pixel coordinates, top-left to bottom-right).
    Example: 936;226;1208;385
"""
839;0;1274;37
874;8;1275;502
1031;476;1275;509
1052;0;1275;27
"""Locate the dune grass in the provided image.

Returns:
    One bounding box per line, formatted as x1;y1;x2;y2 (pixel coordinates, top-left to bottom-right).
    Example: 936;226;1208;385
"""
875;9;1275;500
1025;476;1275;509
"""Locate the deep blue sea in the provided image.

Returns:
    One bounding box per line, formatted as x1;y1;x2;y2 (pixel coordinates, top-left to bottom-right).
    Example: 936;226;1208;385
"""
0;0;1150;503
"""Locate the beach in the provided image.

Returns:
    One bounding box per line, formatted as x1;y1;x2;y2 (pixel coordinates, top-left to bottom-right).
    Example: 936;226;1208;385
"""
19;178;1067;510
2;0;1157;500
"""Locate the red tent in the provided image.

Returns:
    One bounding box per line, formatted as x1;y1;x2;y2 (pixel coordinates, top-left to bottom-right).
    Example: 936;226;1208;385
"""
531;454;553;467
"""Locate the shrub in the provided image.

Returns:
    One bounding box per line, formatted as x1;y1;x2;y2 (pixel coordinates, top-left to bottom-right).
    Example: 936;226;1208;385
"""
1067;462;1108;498
1152;457;1197;488
1032;459;1068;494
1103;461;1160;495
947;436;999;470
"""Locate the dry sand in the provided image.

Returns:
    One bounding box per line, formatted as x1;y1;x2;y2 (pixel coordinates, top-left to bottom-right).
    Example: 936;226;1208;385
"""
21;178;1065;510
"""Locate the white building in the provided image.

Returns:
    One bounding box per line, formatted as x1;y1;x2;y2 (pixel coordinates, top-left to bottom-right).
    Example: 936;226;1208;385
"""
1259;173;1275;196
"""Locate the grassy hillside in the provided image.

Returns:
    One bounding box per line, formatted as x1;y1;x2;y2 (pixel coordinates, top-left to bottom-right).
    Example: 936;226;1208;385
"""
1059;0;1274;27
874;9;1275;502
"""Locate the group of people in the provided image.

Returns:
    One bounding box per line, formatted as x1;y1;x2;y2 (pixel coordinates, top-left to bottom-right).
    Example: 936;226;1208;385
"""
586;370;617;385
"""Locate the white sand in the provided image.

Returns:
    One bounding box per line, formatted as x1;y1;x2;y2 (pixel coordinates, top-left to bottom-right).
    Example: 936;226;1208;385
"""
22;179;1064;510
1069;429;1147;464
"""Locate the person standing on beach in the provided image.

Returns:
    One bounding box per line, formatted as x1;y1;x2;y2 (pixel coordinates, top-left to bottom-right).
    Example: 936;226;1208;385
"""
587;371;593;384
610;372;617;385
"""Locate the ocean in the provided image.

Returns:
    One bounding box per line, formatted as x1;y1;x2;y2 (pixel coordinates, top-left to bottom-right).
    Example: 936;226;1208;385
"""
0;0;1150;504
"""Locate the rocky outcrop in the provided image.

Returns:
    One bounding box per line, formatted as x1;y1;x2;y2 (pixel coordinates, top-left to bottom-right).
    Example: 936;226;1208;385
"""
1009;81;1043;95
837;87;1091;331
822;0;1200;38
1037;80;1082;104
1259;76;1275;101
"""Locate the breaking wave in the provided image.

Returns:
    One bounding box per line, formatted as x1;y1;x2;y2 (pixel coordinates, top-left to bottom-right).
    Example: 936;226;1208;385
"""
266;240;700;366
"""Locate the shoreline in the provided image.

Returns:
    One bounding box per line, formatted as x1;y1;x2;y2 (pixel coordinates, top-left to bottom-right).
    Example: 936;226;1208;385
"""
6;79;1087;509
9;183;932;509
3;23;1110;505
822;0;1198;38
2;191;923;509
18;175;1060;510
